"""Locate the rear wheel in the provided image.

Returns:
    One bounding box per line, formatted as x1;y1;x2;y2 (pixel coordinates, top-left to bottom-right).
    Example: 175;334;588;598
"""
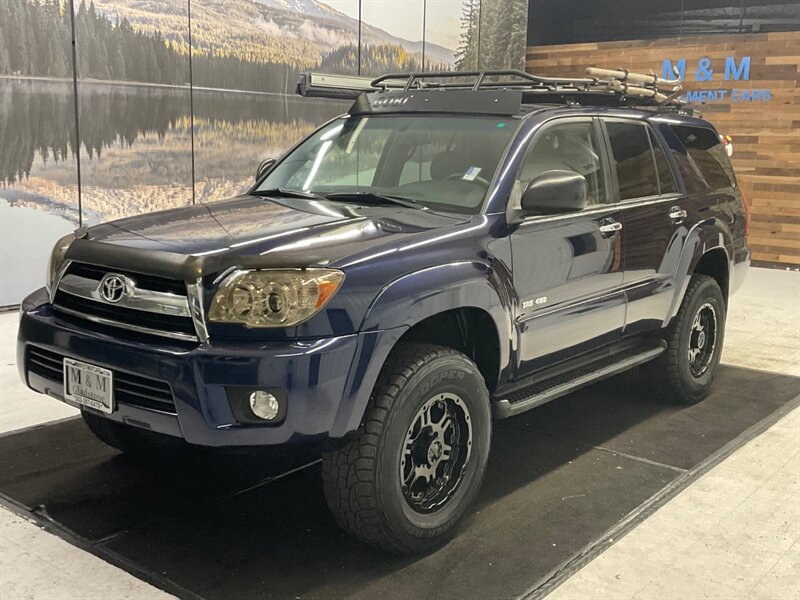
321;343;491;554
657;274;726;404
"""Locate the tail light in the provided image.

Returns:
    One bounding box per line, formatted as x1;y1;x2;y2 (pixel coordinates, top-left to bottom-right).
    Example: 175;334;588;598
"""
740;189;750;236
720;134;733;157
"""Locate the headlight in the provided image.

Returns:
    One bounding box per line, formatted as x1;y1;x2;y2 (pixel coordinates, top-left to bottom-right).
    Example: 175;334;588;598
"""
46;233;75;291
208;269;344;328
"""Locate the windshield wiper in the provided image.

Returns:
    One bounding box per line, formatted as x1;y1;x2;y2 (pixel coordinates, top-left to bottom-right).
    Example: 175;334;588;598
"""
251;188;326;200
324;192;425;210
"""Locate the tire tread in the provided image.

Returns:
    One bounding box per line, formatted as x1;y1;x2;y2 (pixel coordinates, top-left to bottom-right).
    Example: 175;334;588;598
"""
321;343;485;554
658;274;724;404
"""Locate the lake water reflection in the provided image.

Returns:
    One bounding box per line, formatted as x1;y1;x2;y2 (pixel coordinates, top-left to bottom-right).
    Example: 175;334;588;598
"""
0;199;74;305
0;79;344;304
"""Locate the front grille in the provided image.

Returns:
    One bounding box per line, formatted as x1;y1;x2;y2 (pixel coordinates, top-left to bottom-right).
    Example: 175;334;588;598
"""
27;346;63;381
52;261;198;341
26;347;177;414
67;263;186;295
54;290;198;337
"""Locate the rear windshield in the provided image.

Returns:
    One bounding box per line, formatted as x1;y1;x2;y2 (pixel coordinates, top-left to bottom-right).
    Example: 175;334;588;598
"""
669;125;736;190
257;115;518;214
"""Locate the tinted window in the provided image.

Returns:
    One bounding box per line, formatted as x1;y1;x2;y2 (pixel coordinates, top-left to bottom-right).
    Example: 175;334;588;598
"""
648;128;678;194
606;122;659;200
518;121;606;206
669;125;736;190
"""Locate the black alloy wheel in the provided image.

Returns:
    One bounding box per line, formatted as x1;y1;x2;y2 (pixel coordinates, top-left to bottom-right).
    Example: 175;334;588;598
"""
400;392;473;514
321;343;492;554
687;302;718;378
655;274;726;405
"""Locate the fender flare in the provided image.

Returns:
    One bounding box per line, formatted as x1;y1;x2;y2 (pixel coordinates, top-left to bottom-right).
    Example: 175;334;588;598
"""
666;216;734;324
329;261;514;437
360;260;513;354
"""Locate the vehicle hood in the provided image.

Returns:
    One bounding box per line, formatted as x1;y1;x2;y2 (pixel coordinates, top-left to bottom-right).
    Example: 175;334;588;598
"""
66;195;467;278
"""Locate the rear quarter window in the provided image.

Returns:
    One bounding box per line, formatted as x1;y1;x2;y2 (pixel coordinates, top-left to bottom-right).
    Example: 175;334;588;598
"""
648;128;677;194
668;125;736;190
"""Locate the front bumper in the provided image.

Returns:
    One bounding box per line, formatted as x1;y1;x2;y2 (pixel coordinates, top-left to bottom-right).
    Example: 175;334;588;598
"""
17;288;404;447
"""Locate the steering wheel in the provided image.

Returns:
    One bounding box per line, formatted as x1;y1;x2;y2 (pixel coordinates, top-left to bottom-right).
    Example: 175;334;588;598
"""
445;173;491;187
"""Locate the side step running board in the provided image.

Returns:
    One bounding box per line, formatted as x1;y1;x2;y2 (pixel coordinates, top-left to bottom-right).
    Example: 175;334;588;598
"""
493;343;666;419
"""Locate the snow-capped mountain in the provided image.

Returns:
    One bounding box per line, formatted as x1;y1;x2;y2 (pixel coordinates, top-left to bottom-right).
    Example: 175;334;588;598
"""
254;0;456;64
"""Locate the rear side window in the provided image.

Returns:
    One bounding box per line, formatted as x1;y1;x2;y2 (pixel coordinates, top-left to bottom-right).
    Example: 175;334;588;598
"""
669;125;736;190
606;122;659;200
648;129;678;194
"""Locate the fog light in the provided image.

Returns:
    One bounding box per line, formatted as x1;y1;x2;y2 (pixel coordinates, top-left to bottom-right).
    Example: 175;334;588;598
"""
249;391;280;420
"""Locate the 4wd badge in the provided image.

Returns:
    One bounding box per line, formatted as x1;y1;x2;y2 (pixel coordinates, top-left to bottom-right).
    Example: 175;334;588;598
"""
523;297;547;309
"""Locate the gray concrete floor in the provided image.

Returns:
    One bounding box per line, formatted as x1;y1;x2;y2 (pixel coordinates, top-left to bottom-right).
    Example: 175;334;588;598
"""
0;267;798;599
547;405;800;600
0;511;173;600
0;311;77;435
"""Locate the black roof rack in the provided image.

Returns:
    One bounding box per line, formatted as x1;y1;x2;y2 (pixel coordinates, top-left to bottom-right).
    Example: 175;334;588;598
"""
296;67;691;115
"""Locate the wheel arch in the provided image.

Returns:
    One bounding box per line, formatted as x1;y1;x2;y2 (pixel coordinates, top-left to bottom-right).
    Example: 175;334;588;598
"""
359;260;512;389
392;307;501;394
666;218;734;325
693;248;730;306
331;261;513;438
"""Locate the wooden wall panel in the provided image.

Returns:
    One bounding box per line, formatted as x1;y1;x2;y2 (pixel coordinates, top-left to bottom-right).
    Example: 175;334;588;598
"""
526;32;800;266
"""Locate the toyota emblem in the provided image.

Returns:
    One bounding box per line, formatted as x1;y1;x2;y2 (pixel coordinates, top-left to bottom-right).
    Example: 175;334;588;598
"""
99;274;127;303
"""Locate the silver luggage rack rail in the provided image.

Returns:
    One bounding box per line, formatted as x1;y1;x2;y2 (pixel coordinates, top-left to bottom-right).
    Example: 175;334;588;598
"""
296;67;690;113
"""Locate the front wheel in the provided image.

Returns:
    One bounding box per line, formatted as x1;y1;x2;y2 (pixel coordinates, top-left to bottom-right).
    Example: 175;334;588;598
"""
321;343;491;554
657;274;726;404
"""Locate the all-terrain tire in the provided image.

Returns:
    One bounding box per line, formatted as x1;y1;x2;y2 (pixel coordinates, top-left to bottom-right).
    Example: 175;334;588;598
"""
321;343;492;554
657;274;726;405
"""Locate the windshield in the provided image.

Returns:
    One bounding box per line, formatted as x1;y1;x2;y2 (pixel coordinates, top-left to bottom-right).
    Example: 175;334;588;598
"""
256;115;518;214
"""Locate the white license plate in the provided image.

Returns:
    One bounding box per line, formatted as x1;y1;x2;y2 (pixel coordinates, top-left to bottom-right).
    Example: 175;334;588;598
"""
63;358;114;414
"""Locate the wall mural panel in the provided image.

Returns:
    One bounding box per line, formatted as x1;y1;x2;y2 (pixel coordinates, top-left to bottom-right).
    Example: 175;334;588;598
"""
426;0;474;70
360;0;427;76
0;0;529;306
188;0;350;204
477;0;528;70
75;0;193;224
0;0;79;305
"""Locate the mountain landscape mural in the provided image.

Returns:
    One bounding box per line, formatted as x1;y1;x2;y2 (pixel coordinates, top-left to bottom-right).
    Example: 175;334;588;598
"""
0;0;528;305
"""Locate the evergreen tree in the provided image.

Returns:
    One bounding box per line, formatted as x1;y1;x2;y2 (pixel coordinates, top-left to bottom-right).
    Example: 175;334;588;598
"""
508;0;527;70
0;3;10;74
1;0;303;93
455;0;480;71
108;41;126;80
462;0;527;71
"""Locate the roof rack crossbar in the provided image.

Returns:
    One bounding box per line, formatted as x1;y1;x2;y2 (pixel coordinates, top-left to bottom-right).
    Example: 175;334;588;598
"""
296;67;686;110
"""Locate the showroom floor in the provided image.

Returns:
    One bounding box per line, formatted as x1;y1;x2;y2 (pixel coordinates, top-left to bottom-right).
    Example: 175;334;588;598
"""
0;266;798;600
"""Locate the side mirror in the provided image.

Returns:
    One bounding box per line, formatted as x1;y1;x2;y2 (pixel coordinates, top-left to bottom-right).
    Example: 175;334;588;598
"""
256;158;276;182
521;170;587;214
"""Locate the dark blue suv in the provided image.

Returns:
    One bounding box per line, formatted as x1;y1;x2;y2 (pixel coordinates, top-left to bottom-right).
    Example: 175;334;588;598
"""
18;69;750;553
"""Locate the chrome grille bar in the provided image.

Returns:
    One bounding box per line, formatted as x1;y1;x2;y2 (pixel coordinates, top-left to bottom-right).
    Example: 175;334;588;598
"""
52;262;202;343
58;273;191;317
54;304;199;342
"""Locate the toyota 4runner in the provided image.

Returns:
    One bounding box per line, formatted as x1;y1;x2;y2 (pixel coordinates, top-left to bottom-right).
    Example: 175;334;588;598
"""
18;68;750;554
